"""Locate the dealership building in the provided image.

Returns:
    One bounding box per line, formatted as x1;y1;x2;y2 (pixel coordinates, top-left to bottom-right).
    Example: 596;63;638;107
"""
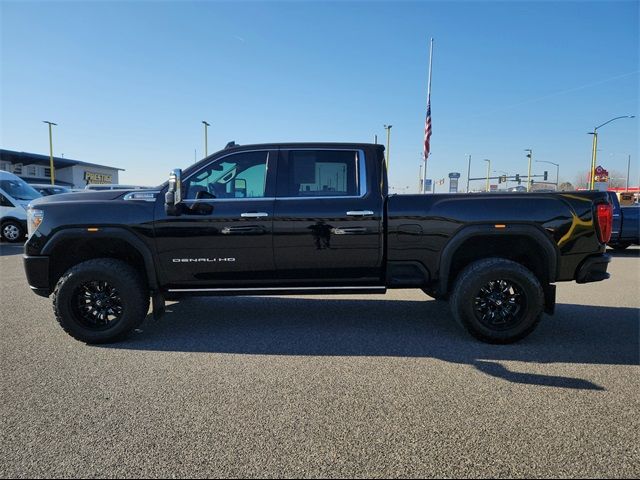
0;149;123;188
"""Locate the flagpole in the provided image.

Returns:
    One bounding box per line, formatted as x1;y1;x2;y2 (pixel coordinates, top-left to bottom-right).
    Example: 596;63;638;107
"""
422;38;433;193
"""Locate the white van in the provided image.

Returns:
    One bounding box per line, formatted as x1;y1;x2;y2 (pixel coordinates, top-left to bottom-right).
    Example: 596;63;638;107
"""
0;170;42;242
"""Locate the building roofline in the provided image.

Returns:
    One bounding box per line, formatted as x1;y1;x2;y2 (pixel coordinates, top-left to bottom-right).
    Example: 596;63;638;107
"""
0;148;125;171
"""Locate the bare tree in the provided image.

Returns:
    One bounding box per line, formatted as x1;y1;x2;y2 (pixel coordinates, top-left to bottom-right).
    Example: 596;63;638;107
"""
608;170;627;189
559;182;574;191
575;171;591;189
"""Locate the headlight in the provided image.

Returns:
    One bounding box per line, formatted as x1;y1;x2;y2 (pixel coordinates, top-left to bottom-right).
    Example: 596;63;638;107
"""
27;208;44;238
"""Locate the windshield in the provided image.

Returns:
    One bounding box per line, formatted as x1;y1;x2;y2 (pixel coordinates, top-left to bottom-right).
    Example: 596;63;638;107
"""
0;178;42;201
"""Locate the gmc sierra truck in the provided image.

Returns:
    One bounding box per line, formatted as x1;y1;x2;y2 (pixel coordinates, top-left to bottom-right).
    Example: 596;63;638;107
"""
23;143;613;344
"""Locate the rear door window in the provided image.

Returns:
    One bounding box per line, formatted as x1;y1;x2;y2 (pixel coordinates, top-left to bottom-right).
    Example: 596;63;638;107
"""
281;150;360;198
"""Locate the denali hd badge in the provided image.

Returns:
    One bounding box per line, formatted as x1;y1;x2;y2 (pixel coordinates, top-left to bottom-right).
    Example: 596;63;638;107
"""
172;258;236;263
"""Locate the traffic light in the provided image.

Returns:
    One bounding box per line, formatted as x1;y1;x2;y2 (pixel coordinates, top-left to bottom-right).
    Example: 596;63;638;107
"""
515;174;521;184
544;171;548;181
498;175;507;184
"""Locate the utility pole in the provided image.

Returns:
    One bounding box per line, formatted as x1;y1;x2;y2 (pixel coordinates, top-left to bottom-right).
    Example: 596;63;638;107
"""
627;154;631;192
374;134;378;145
589;132;598;190
525;149;533;192
43;121;57;185
202;120;210;157
384;125;392;170
484;159;491;192
466;154;471;193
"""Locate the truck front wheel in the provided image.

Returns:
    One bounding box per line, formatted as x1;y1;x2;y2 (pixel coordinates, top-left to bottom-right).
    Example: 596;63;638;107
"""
450;258;544;344
52;258;150;344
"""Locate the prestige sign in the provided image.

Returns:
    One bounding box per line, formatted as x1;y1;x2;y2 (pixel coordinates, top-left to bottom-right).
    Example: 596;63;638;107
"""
449;172;461;193
84;171;113;184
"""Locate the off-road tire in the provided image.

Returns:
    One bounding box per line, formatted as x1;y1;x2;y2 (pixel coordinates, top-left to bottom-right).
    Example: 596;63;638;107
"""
450;257;544;344
53;258;149;344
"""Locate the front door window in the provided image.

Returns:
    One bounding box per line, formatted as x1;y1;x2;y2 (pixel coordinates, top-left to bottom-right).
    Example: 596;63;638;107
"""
184;151;269;200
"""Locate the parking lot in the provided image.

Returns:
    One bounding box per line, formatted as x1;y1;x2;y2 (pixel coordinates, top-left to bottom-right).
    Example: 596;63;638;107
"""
1;242;638;478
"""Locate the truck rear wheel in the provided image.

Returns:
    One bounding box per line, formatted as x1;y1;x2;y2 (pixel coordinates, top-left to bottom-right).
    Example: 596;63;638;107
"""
53;258;149;344
450;258;544;344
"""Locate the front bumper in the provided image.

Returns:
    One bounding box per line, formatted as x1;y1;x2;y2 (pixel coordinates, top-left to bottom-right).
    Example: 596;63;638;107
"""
23;255;50;297
575;253;611;284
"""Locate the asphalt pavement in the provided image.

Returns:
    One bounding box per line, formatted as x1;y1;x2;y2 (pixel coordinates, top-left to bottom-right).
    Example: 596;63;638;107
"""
1;242;639;478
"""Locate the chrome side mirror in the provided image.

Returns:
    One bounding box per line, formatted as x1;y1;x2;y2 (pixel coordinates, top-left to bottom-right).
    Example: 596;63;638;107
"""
165;168;182;216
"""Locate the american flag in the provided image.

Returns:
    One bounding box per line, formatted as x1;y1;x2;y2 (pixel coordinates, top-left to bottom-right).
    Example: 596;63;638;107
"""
423;95;432;161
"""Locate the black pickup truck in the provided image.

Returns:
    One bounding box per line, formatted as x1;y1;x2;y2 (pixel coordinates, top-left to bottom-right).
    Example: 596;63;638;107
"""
24;143;613;344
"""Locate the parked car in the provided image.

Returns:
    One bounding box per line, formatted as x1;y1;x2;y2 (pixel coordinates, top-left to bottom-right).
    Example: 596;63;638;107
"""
607;191;639;250
0;170;41;242
24;142;613;344
30;184;72;196
85;184;151;191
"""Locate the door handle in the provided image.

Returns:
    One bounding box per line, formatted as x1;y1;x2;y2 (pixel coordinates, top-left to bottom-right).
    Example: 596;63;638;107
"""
221;226;266;235
241;212;269;218
332;227;368;235
346;210;374;217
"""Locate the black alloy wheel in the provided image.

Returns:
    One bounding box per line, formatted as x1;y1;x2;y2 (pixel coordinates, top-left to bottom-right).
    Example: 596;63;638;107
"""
450;257;544;344
53;258;149;343
472;279;526;331
72;280;124;330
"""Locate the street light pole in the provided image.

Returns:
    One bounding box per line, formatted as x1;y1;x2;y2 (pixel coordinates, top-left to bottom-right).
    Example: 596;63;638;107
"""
384;125;392;171
466;154;471;193
588;115;635;189
588;131;598;190
627;154;631;192
525;149;533;192
484;159;491;192
202;121;210;157
43;121;57;185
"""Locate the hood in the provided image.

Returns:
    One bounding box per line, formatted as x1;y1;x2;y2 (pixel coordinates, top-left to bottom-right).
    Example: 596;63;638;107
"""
29;189;136;206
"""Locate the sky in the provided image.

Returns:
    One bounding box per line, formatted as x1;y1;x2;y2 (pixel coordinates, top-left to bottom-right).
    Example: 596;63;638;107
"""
1;0;638;191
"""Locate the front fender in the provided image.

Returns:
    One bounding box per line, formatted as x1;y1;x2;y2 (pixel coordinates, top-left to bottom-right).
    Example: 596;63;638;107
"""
40;227;159;290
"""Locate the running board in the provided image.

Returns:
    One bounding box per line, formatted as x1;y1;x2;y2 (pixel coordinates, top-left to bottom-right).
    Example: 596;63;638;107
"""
165;286;387;297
